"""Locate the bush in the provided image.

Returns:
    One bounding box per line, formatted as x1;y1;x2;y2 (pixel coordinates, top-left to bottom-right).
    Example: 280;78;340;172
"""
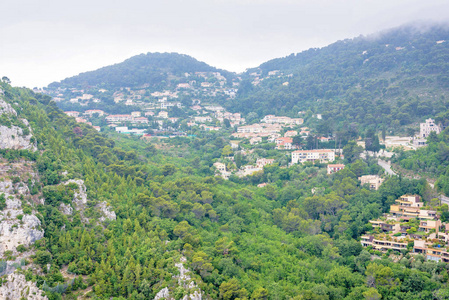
35;250;52;266
16;245;27;253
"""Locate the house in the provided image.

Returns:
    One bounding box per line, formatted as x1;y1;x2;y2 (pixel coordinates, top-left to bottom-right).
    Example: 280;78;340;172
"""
284;130;298;137
291;149;335;164
230;141;240;150
359;175;384;190
106;114;134;122
413;137;427;148
318;137;331;142
200;125;220;131
327;164;345;174
132;117;149;124
213;162;226;172
256;158;275;168
65;111;80;118
158;111;169;119
275;137;296;150
360;235;407;252
131;111;141;117
261;115;303;125
419;118;441;138
177;83;191;89
201;82;213;87
84;109;105;117
250;137;262;145
194;116;213;123
213;162;231;179
75;117;88;124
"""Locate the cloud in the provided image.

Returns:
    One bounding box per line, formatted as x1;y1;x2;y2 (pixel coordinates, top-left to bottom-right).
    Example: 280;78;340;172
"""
1;0;449;87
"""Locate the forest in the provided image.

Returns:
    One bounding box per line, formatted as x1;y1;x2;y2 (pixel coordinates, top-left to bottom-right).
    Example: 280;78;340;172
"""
2;75;449;300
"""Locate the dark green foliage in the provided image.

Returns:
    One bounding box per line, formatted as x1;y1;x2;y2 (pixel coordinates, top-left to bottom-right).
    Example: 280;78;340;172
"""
42;185;75;206
0;193;5;210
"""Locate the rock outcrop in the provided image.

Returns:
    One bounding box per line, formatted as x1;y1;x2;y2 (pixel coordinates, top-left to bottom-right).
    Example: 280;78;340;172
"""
65;179;88;211
0;99;37;151
153;256;203;300
63;179;116;223
97;201;117;221
154;287;170;300
0;272;48;300
0;98;17;116
0;196;44;256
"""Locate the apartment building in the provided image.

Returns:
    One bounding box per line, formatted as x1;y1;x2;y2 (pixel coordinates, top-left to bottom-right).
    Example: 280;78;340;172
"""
291;149;335;164
419;118;441;138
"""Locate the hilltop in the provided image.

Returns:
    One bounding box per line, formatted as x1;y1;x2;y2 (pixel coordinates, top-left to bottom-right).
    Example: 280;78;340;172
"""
44;24;449;140
226;24;449;134
48;52;237;90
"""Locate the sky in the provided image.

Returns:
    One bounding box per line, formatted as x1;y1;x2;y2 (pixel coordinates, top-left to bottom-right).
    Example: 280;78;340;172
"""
1;0;449;88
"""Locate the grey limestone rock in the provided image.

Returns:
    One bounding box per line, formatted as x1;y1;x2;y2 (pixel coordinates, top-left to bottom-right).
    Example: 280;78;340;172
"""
0;272;48;300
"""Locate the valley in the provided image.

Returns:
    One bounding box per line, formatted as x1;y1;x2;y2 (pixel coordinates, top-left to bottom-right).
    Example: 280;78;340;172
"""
1;24;449;300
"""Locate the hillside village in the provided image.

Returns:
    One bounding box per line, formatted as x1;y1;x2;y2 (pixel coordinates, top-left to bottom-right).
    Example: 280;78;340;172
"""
361;194;449;263
38;70;446;185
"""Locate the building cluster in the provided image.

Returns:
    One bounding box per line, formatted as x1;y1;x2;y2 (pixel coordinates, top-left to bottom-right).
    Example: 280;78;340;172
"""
232;115;306;146
361;195;449;262
248;69;293;86
213;158;275;179
261;115;304;126
327;164;345;174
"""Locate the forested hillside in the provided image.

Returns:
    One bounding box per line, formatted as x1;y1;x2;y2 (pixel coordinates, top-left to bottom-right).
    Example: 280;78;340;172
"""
3;75;449;299
48;52;236;90
227;25;449;134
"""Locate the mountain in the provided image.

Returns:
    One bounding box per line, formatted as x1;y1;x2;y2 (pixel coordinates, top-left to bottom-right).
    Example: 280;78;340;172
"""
3;73;448;299
225;24;449;135
48;52;236;90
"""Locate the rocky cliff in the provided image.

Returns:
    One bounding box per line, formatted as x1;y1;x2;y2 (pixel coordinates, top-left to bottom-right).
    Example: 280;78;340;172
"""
154;256;203;300
60;179;116;223
0;98;37;151
0;272;48;300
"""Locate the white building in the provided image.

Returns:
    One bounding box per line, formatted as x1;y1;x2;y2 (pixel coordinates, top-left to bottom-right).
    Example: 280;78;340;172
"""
420;118;441;138
291;149;335;164
84;109;105;117
64;111;80;118
359;175;384;190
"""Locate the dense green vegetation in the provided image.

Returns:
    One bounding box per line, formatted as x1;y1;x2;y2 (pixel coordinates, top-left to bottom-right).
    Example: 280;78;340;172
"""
226;25;449;135
3;75;449;299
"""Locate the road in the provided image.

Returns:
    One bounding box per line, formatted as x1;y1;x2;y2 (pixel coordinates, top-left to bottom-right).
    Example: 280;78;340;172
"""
441;194;449;205
378;159;396;176
377;159;449;204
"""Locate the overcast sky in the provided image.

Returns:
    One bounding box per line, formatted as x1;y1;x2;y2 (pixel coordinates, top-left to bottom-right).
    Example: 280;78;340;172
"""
1;0;449;88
